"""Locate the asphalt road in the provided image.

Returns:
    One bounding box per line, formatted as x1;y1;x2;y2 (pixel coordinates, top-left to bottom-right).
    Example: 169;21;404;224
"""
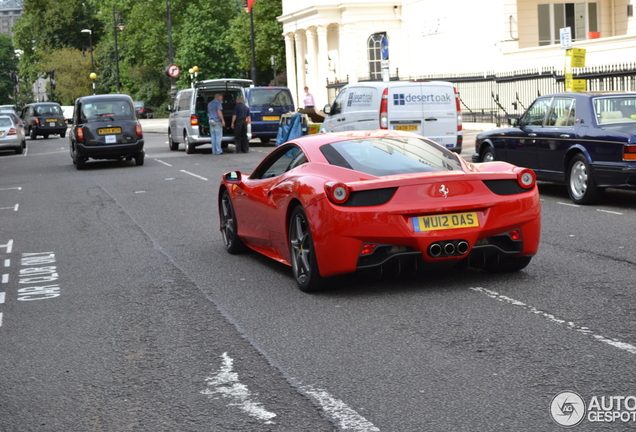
1;132;635;431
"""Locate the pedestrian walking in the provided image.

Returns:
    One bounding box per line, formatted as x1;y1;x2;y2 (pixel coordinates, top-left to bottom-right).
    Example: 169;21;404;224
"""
207;93;225;155
232;96;251;153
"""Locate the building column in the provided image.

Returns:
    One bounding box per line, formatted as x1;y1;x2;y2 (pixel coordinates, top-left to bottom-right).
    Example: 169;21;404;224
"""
294;30;306;107
284;32;297;108
305;27;318;107
340;22;358;83
316;25;329;109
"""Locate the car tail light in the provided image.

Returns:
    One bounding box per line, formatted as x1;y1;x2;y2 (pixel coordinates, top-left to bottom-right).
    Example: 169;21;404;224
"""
190;115;199;126
139;108;145;113
454;87;462;134
623;145;636;160
380;87;388;129
516;168;536;189
360;243;377;255
509;229;522;241
34;118;40;126
77;127;84;142
325;181;350;204
7;128;17;135
136;124;143;138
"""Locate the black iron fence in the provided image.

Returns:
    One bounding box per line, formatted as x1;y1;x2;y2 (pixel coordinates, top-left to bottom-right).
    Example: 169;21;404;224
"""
325;62;636;127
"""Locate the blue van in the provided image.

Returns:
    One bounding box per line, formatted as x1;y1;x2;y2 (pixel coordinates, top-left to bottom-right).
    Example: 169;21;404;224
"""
245;87;295;144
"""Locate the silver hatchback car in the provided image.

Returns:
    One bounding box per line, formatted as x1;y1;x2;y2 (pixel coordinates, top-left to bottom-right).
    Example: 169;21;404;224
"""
0;115;26;154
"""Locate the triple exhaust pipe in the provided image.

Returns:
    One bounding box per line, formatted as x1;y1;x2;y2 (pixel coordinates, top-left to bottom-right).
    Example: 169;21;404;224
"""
428;240;469;258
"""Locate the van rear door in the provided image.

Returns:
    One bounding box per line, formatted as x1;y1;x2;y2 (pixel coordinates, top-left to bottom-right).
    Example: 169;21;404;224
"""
388;82;460;151
325;85;380;132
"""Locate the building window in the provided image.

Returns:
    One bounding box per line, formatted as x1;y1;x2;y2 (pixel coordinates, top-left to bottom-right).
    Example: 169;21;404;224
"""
367;33;385;81
538;2;598;46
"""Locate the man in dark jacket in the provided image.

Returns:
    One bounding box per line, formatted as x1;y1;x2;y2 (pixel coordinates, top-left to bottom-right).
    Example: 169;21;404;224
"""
231;96;251;153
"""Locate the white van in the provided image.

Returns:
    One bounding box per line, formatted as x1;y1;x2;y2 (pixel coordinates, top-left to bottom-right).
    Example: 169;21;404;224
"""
321;81;462;152
168;78;252;154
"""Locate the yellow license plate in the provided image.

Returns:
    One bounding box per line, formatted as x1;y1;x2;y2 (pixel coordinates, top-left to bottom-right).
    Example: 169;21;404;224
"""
262;116;279;121
395;125;418;131
98;127;122;135
412;212;479;232
46;118;57;123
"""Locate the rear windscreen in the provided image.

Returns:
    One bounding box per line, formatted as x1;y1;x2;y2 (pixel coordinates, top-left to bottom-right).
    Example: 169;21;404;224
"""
248;89;293;107
35;105;63;115
81;100;134;122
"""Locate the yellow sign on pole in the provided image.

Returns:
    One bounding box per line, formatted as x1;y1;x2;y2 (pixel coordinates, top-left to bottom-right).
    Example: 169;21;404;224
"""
571;79;587;92
566;48;587;68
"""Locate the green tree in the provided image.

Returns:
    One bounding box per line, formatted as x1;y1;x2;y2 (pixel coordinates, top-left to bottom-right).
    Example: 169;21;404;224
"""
0;34;19;104
42;48;93;105
227;0;285;86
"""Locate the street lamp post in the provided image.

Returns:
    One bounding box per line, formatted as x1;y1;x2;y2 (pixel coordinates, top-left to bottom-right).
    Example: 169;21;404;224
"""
90;73;97;95
80;29;94;72
113;6;125;93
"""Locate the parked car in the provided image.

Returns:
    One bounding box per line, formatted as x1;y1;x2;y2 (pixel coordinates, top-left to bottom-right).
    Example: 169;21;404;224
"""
0;115;26;154
219;129;541;292
134;101;154;119
0;111;26;150
245;87;295;144
168;78;252;154
20;102;67;139
0;104;18;114
69;94;144;170
321;80;463;153
473;91;636;204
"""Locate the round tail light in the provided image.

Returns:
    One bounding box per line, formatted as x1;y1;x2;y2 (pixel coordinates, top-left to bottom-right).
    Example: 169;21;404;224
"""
516;168;536;189
325;181;350;204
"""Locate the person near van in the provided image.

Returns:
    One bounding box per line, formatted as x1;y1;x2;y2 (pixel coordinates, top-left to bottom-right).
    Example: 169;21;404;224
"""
207;93;225;155
303;86;315;109
231;96;251;153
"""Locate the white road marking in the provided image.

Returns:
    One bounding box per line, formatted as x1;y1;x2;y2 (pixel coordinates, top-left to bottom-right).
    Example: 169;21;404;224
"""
0;187;21;191
0;239;12;253
201;352;276;424
154;159;172;166
0;312;3;327
0;204;18;211
4;259;9;267
470;287;636;355
597;209;623;215
0;292;5;303
557;202;580;207
180;170;208;181
1;274;7;284
301;385;381;432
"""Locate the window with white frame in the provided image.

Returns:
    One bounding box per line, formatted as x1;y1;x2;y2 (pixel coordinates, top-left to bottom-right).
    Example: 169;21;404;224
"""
367;33;385;80
538;2;599;46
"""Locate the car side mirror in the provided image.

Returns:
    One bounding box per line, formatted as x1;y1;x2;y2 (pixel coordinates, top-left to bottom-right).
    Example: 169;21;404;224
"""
323;104;331;115
224;171;242;183
508;117;521;127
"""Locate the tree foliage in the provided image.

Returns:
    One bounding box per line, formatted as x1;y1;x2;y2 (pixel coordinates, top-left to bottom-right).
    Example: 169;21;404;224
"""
0;34;18;104
11;0;286;112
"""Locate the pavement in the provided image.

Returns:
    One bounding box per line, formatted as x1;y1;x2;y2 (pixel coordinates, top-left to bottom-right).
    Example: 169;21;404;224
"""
138;118;492;161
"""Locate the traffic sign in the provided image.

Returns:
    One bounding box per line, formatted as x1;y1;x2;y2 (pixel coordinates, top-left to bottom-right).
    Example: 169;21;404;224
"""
166;64;181;78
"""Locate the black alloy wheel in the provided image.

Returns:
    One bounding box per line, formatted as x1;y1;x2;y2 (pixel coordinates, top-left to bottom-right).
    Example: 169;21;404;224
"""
220;190;247;254
288;206;325;292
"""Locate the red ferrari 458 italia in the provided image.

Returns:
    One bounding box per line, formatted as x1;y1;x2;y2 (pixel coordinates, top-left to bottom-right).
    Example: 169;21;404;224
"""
218;130;541;292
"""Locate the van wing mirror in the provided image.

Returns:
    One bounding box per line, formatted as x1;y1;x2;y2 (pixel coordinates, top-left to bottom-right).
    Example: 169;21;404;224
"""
323;104;331;115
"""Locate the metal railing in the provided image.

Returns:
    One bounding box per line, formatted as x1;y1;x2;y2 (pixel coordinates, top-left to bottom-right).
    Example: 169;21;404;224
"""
325;62;636;126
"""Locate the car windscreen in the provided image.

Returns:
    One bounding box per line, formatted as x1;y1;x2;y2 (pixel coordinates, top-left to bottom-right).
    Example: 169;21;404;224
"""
319;137;463;176
81;100;135;122
248;89;293;107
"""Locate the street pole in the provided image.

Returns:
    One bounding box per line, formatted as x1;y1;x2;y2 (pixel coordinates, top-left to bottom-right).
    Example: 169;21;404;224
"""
113;6;123;93
249;7;256;84
166;0;176;105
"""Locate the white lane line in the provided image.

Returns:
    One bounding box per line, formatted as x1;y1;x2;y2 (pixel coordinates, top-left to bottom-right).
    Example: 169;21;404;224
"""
0;292;4;303
201;352;277;424
1;274;7;284
180;170;208;181
0;204;19;211
470;287;636;355
4;259;9;267
301;385;381;432
0;187;22;191
0;312;3;327
0;239;12;253
597;209;623;215
557;201;580;207
154;159;172;167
